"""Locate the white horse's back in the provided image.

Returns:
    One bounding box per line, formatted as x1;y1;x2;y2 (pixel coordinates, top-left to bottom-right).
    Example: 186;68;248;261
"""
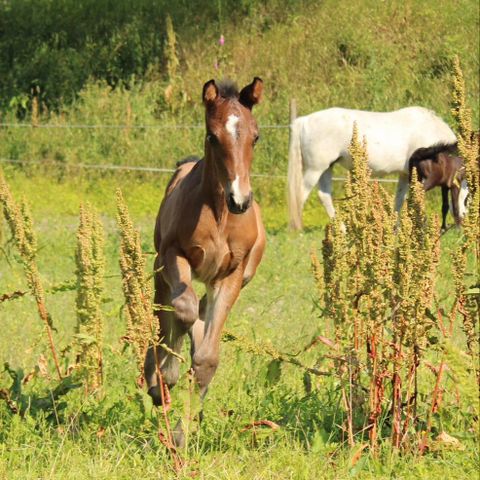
297;107;456;174
287;106;457;228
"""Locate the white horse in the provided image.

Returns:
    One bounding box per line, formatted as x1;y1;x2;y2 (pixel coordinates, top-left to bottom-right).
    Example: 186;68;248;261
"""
287;106;459;229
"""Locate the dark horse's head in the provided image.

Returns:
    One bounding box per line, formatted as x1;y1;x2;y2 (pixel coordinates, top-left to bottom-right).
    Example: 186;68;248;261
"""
202;77;263;214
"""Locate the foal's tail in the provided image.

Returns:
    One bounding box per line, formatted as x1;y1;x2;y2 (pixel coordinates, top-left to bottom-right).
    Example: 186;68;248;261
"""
287;119;304;230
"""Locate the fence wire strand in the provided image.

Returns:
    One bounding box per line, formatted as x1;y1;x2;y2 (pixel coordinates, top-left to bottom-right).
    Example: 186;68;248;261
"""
0;120;398;182
0;157;399;183
0;122;289;130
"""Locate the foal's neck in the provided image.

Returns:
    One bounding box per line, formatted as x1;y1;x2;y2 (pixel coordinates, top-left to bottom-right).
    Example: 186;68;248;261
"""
202;150;228;222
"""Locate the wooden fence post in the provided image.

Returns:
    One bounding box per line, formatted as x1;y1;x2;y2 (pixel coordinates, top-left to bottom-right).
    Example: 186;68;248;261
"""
289;98;297;125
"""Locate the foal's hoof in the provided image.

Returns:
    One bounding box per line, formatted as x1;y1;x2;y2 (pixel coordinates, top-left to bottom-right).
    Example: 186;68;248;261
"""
172;425;186;449
147;383;172;410
148;386;162;406
171;415;202;449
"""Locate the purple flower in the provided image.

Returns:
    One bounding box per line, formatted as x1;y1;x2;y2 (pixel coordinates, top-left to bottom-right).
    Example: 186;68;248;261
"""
214;61;219;70
218;35;225;46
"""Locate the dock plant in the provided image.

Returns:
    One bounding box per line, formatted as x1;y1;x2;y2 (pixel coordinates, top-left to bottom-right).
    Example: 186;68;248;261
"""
0;168;62;380
74;203;105;393
321;126;440;452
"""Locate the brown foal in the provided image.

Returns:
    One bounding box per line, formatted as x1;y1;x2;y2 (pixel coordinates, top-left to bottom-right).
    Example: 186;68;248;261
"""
409;144;468;230
145;78;266;444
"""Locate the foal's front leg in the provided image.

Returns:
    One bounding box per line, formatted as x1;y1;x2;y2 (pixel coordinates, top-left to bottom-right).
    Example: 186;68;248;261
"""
171;269;243;448
450;183;462;227
441;186;449;231
163;247;199;328
192;266;244;397
145;247;199;405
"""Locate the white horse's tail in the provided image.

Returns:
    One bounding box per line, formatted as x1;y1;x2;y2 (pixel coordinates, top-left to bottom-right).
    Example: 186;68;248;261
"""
287;119;304;230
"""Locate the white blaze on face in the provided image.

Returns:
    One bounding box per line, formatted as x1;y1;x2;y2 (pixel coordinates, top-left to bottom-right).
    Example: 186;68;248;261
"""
458;179;469;218
225;114;239;139
230;175;243;204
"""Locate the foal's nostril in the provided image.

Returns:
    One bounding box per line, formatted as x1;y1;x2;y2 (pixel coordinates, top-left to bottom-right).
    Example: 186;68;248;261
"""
240;199;251;213
226;190;252;214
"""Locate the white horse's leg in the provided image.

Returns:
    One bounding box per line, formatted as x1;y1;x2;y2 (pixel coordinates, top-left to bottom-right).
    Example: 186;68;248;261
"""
394;174;409;212
302;168;322;206
458;179;469;220
317;166;336;218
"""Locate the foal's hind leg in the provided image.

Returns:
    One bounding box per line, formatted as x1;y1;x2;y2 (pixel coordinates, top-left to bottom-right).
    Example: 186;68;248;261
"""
188;294;207;363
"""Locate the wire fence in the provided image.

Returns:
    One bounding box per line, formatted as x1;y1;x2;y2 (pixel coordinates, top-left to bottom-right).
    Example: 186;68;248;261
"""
0;122;289;130
0;157;400;183
0;119;399;183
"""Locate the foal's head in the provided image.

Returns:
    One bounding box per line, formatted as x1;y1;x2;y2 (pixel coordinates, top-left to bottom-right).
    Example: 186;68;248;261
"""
202;77;263;214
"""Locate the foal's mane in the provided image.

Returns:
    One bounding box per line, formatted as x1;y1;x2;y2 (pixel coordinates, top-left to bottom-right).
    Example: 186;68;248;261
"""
409;142;458;166
217;80;239;99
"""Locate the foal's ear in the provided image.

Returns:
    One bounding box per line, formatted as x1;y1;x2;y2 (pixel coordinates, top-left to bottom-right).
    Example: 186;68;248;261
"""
202;79;219;105
239;77;263;110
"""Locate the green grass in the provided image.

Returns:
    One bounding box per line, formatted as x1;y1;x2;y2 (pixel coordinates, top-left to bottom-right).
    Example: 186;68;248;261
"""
0;1;478;477
0;169;478;479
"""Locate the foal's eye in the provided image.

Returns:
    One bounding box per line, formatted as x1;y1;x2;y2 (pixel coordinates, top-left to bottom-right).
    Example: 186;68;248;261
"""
207;133;219;145
253;134;260;146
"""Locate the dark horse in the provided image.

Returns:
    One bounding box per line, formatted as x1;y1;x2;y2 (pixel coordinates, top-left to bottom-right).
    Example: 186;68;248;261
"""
145;78;266;445
409;143;468;230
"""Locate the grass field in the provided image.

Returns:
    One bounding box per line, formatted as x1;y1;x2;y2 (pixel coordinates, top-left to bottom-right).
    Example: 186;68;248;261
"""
0;1;479;478
0;167;478;479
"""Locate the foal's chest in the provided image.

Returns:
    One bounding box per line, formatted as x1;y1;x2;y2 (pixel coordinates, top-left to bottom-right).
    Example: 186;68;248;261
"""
186;235;249;282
